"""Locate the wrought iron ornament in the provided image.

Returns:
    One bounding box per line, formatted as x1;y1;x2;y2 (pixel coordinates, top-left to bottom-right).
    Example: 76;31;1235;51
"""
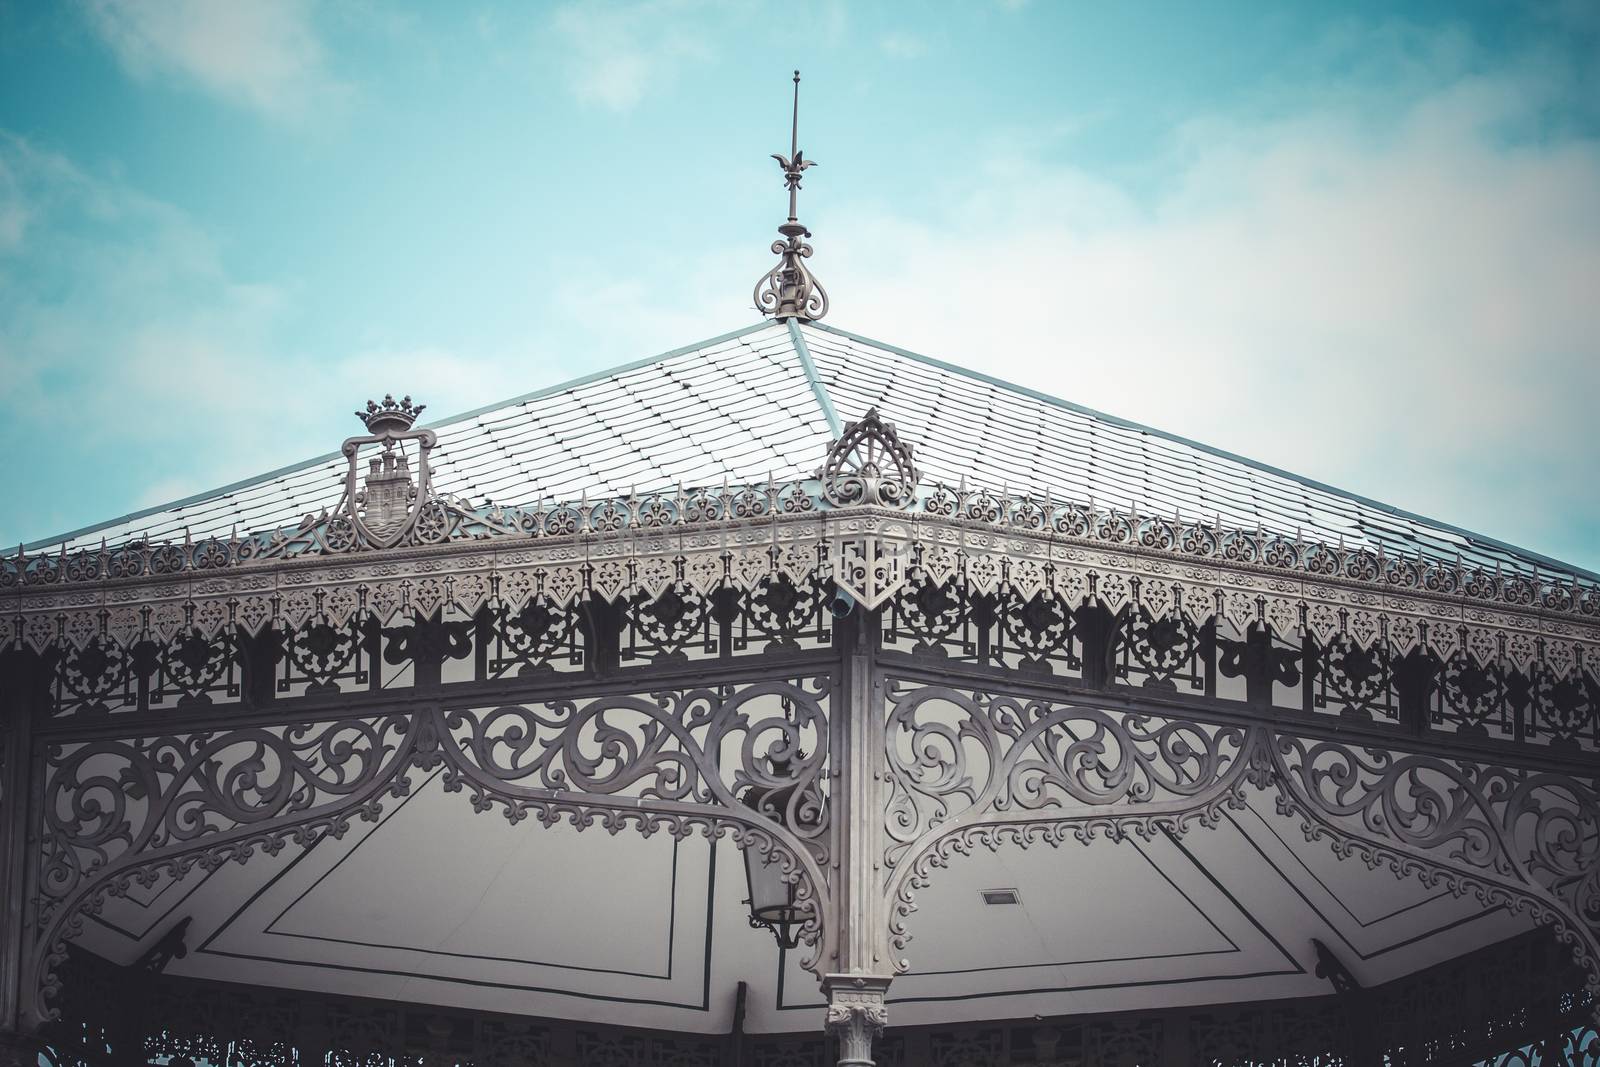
7;395;1599;760
343;395;437;549
818;409;919;509
23;678;837;1031
16;672;1600;1061
10;396;1600;697
754;71;829;321
8;386;1600;1067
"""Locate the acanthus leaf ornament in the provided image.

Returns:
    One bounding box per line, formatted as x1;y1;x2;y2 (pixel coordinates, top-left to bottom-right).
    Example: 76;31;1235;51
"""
823;974;892;1067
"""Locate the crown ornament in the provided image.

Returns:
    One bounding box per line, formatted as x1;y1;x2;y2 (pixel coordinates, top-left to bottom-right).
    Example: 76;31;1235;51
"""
356;394;426;435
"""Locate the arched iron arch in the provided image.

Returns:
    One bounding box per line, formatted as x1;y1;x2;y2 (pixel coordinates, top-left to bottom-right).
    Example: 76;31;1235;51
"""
20;679;839;1030
876;684;1600;1009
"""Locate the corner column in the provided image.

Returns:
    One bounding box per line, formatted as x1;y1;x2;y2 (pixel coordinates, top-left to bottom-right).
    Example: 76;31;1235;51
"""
825;608;894;1066
0;647;43;1052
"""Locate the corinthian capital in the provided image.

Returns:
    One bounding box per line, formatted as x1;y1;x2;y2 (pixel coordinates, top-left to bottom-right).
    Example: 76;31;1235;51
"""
823;974;893;1067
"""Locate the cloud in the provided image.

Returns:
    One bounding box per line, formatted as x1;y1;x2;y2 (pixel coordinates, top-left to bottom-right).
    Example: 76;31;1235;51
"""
551;0;714;111
8;10;1598;575
880;32;928;60
0;135;255;426
77;0;345;121
819;55;1600;569
0;134;533;542
0;120;743;545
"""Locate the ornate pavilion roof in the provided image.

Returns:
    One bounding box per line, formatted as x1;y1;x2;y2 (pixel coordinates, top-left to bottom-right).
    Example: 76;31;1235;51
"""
9;75;1599;1067
23;318;1597;586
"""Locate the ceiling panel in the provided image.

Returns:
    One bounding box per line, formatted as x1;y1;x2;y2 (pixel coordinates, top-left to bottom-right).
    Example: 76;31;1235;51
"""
67;744;1536;1036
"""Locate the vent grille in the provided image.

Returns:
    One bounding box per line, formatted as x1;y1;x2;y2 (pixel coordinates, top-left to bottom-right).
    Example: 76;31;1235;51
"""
981;888;1021;906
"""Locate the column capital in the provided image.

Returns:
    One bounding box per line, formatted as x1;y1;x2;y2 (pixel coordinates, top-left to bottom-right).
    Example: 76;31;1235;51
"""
823;974;892;1067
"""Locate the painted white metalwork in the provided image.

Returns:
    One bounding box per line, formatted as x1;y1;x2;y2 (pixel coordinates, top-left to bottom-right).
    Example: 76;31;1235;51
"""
8;479;1598;686
8;329;1600;1067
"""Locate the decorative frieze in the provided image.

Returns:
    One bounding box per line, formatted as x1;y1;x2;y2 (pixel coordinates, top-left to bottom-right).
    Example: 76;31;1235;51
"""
7;507;1597;692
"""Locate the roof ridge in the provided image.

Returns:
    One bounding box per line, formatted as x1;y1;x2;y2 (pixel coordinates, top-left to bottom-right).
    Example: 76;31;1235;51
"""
804;320;1599;582
787;318;842;438
23;320;781;552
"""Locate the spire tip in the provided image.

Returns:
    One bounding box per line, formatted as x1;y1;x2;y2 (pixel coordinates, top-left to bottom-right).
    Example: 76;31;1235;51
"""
753;70;829;322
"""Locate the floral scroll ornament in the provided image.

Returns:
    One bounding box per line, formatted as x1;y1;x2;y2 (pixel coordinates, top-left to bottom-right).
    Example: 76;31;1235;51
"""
818;408;921;509
820;408;920;610
753;225;828;323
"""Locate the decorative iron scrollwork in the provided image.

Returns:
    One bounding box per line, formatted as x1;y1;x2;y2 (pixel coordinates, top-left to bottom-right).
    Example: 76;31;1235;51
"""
739;574;831;653
1528;663;1596;747
486;596;583;678
439;680;830;851
817;408;920;509
1116;606;1207;692
1437;649;1510;735
880;681;1259;966
622;581;713;663
885;580;1085;675
875;673;1600;1000
753;71;828;322
882;686;1255;865
38;715;417;917
1312;633;1397;720
50;629;244;719
999;589;1076;668
25;676;842;1026
281;619;370;695
154;628;241;708
52;638;135;718
753;229;829;323
1268;732;1600;995
887;576;970;657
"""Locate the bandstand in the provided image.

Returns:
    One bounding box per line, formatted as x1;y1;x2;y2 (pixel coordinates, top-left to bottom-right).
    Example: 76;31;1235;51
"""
2;78;1599;1067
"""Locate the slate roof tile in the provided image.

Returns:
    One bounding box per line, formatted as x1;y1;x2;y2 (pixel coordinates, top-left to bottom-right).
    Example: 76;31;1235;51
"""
26;319;1591;583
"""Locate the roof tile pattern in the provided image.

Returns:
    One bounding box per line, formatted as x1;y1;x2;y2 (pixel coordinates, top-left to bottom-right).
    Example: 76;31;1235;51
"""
44;324;830;552
801;322;1581;579
29;319;1591;582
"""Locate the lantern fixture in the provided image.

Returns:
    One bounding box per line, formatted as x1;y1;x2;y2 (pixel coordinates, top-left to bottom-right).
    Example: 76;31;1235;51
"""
740;755;814;951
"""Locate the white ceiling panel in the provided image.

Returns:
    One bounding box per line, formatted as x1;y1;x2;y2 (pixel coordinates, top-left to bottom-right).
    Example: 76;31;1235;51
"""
70;762;1533;1035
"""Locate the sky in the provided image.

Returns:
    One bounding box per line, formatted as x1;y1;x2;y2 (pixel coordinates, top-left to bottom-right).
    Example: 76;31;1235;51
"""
1;1;1597;569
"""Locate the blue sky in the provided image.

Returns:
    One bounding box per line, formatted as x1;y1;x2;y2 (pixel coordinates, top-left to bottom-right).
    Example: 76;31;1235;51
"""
2;1;1597;568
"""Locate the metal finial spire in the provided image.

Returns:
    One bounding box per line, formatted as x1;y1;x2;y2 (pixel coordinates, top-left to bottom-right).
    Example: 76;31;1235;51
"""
779;70;809;221
753;70;829;322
